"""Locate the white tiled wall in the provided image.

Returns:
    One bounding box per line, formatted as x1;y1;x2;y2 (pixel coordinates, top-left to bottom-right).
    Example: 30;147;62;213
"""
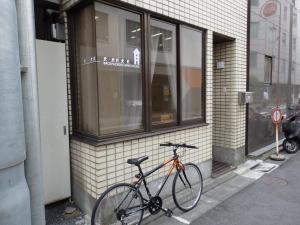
213;41;246;149
61;0;247;200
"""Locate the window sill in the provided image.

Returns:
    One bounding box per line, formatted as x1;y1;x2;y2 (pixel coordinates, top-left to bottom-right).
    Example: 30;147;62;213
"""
71;123;210;147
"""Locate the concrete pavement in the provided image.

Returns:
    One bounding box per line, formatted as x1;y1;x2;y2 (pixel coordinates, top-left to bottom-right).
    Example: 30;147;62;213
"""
145;152;299;225
191;152;300;225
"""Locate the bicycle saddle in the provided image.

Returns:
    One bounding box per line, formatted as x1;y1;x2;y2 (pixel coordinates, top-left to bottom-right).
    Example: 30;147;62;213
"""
127;156;149;166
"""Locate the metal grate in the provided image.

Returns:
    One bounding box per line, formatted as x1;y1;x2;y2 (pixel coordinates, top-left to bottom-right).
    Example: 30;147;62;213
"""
212;160;236;178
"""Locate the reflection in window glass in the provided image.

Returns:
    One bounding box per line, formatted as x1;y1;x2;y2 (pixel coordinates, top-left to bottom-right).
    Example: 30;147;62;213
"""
264;55;272;85
251;0;259;6
150;19;177;125
180;26;203;121
126;20;141;46
282;32;287;45
95;11;108;41
284;6;287;21
74;5;99;135
95;2;143;135
250;22;259;38
250;51;257;67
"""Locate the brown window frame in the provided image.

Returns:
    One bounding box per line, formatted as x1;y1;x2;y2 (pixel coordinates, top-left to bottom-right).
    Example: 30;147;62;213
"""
68;0;207;145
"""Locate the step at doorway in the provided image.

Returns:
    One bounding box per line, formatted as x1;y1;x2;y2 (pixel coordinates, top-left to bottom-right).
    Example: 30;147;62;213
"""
212;160;236;178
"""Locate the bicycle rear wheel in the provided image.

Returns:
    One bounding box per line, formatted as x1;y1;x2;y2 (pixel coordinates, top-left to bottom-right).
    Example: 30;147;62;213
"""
172;163;203;212
91;183;144;225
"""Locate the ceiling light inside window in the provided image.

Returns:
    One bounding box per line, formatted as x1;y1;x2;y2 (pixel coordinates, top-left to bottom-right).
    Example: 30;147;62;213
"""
131;28;141;33
152;32;163;37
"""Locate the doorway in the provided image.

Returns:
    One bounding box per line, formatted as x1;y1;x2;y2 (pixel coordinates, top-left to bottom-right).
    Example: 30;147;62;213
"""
212;33;236;177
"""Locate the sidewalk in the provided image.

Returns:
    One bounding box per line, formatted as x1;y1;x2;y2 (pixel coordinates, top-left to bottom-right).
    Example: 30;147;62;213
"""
191;152;300;225
145;152;298;225
46;151;298;225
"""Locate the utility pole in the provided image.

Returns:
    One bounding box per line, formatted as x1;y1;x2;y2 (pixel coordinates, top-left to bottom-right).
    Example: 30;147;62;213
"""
15;0;46;224
0;1;31;225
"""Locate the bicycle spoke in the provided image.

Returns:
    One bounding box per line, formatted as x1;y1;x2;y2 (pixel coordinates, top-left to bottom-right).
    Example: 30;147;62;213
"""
92;184;143;225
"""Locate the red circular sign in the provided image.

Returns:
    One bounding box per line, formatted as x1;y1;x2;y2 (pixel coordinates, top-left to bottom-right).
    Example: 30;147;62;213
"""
271;108;282;124
261;1;277;17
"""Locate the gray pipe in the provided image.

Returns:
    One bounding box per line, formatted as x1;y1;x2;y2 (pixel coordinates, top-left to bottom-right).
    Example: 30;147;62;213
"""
0;1;31;225
15;0;46;224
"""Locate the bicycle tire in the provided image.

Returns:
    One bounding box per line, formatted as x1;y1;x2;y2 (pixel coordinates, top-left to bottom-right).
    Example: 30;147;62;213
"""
172;163;203;212
91;183;144;225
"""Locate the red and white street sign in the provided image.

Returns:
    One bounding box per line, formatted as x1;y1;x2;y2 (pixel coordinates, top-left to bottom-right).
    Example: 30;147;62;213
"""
271;108;282;124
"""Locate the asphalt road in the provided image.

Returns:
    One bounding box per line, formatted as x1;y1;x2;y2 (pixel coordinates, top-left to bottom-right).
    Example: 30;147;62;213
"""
192;152;300;225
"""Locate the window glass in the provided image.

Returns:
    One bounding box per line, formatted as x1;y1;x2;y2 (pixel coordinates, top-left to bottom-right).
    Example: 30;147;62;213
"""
250;22;259;38
250;51;257;67
180;26;203;121
72;2;207;139
74;5;99;135
251;0;259;6
95;2;143;135
264;56;272;85
150;19;177;125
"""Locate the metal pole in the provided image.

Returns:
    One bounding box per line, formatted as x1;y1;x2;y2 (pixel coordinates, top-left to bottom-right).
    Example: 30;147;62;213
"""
276;123;279;155
0;1;31;225
276;0;282;108
270;0;285;161
15;0;46;224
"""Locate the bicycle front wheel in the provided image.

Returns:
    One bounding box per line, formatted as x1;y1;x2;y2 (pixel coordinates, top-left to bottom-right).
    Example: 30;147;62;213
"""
172;163;203;212
91;183;144;225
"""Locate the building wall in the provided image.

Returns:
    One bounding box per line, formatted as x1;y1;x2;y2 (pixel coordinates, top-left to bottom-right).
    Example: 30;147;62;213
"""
248;0;300;153
213;41;239;149
60;0;248;214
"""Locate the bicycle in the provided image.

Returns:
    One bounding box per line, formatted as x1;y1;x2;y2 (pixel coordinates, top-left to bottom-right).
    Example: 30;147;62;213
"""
91;142;203;225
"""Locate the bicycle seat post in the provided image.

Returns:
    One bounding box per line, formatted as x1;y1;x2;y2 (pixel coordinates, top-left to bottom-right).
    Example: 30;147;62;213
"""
137;164;143;177
137;164;152;199
173;146;178;156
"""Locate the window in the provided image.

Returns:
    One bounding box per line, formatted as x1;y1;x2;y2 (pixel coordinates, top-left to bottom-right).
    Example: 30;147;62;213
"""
282;32;287;46
264;56;272;85
180;26;204;121
250;22;259;38
70;2;206;140
72;3;143;136
150;19;177;125
95;3;143;135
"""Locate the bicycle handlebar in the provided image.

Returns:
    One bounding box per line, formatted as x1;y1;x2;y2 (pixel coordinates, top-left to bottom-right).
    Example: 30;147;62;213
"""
160;142;198;149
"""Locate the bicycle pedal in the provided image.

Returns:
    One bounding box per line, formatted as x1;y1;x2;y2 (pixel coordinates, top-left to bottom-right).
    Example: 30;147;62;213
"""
164;209;173;217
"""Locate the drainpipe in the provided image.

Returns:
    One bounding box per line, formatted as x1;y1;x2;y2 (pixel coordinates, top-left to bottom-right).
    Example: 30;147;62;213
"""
0;1;31;225
15;0;46;225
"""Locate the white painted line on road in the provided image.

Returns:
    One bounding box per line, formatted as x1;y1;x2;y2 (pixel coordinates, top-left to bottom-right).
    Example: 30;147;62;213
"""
171;215;190;224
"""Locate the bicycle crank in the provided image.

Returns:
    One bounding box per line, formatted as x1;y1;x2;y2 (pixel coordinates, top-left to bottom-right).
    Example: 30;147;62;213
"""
148;196;162;215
